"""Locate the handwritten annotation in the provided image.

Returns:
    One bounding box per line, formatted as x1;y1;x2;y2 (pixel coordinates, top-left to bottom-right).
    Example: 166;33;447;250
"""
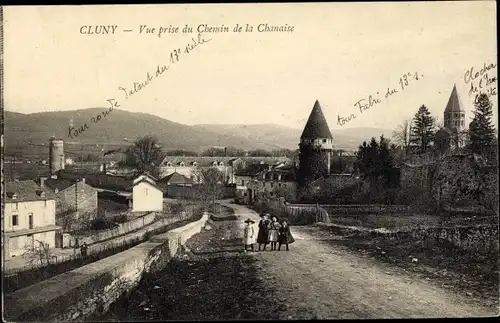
464;62;497;100
68;33;212;139
337;72;423;127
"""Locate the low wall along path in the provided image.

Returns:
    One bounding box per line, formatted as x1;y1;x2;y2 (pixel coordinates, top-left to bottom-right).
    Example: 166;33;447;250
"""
4;212;210;322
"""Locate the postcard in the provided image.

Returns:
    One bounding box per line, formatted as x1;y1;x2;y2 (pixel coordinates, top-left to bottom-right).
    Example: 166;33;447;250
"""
1;2;498;321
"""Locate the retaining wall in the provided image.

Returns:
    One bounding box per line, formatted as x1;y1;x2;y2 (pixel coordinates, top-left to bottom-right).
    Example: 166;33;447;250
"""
4;212;209;322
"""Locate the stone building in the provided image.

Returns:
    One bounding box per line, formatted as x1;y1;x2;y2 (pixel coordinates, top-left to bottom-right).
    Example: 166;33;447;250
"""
297;100;334;186
3;181;61;258
235;162;297;204
40;176;98;219
435;84;469;153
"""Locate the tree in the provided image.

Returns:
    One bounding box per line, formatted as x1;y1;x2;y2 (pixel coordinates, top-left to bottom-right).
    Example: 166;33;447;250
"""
411;105;436;153
193;166;225;211
355;136;396;203
468;93;496;156
24;240;53;267
124;135;162;175
392;119;413;154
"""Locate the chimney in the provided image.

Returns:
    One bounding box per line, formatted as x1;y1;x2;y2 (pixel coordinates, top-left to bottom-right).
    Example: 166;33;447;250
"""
81;177;86;184
40;177;47;188
224;147;228;157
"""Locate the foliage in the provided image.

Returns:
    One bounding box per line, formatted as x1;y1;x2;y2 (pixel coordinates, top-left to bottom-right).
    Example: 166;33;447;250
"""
166;149;199;156
123;135;162;175
392;119;413;154
468;93;496;156
410;105;436;153
193;166;225;207
355;136;398;204
24;240;53;267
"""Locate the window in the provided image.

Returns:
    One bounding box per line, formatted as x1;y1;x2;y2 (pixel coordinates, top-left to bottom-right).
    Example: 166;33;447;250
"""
270;182;274;188
166;162;172;167
180;162;185;167
323;139;327;143
11;203;18;211
144;188;149;196
12;215;18;226
461;120;464;126
241;180;245;186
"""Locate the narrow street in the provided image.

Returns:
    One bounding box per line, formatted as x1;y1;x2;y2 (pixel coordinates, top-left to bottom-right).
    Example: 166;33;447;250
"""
98;203;497;320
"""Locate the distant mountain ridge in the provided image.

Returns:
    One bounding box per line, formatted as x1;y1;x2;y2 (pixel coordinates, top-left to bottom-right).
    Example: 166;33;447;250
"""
4;109;393;153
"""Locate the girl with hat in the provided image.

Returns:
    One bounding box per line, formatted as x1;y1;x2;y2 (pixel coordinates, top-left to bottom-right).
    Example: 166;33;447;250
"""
278;218;295;251
243;218;256;252
267;216;281;251
257;213;270;251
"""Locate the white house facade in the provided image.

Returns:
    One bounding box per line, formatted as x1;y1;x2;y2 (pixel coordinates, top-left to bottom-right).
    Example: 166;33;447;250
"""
131;174;164;212
4;181;61;258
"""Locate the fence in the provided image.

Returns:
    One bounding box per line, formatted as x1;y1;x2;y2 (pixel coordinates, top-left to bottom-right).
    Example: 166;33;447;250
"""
3;209;204;294
253;198;330;225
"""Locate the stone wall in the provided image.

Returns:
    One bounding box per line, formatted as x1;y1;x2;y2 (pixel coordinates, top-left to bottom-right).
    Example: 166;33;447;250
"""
4;212;209;322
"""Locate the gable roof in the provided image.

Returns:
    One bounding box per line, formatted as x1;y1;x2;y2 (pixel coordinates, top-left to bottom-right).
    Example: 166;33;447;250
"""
300;100;333;139
444;84;465;113
5;180;56;203
133;178;165;192
57;169;134;192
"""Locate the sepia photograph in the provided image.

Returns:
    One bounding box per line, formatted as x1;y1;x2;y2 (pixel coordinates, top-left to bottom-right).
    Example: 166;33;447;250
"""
1;2;498;321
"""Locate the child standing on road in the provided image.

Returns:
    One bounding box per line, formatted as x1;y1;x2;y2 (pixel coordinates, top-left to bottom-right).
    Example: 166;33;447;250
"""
278;219;295;251
267;216;281;251
243;218;256;252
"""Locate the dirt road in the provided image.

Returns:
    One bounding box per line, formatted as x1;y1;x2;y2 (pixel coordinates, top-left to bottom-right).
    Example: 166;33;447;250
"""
98;203;498;320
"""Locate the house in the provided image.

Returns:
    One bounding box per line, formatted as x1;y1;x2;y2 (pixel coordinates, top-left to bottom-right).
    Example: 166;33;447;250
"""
158;171;195;198
40;176;98;220
235;162;297;203
130;173;164;212
3;181;61;258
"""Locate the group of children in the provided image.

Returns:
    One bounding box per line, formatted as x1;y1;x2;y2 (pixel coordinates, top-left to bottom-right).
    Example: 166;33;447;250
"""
243;213;295;252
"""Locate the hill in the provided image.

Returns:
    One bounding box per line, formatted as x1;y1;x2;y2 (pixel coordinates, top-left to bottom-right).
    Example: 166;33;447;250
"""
4;110;394;156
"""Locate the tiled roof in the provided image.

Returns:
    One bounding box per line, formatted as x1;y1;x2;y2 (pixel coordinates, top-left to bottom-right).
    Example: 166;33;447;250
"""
300;100;333;139
159;172;194;185
444;84;465;112
44;178;76;191
5;180;56;203
57;170;133;192
159;156;291;168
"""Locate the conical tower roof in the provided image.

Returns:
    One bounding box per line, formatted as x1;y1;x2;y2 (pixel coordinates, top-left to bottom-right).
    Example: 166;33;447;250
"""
445;84;465;112
300;100;333;139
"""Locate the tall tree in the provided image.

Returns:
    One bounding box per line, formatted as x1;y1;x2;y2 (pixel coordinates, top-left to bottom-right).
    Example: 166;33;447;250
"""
193;166;225;211
355;136;396;203
392;119;413;154
125;135;162;175
411;105;436;153
468;93;496;155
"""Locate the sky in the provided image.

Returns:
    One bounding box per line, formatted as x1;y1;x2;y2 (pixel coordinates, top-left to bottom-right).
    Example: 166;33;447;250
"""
3;2;498;131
